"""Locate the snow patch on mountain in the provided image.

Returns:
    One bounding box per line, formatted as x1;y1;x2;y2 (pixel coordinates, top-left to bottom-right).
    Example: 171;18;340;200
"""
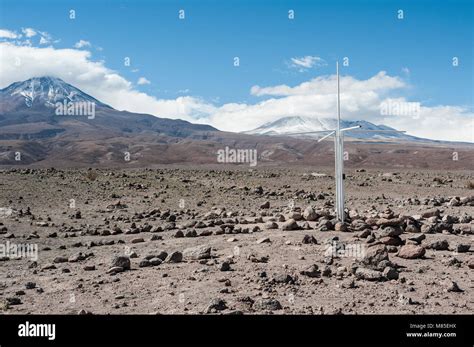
244;116;424;142
1;76;109;109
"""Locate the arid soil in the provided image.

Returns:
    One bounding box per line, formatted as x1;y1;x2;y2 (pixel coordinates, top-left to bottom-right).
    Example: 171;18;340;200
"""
0;166;472;314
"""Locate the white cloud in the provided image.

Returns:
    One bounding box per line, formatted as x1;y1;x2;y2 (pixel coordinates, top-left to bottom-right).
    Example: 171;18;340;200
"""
212;74;473;142
0;38;472;143
379;104;474;143
0;29;19;39
289;56;327;71
0;41;212;121
137;77;151;85
38;31;52;45
1;28;53;45
22;28;37;38
251;71;405;97
74;40;91;49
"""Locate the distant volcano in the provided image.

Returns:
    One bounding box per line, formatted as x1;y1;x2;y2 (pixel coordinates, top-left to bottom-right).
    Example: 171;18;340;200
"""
0;76;217;141
0;76;110;112
244;116;428;142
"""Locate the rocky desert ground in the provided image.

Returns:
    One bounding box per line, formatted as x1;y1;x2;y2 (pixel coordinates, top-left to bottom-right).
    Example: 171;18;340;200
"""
0;166;472;314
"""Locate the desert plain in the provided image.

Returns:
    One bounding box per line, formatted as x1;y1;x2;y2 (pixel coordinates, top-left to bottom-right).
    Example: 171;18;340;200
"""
0;165;472;314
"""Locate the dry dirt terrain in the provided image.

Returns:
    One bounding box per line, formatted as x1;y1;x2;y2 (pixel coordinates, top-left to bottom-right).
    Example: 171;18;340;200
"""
0;166;472;314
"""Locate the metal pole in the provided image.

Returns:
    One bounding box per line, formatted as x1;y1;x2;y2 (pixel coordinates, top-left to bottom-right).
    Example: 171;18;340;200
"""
339;131;345;222
335;62;344;222
336;62;341;132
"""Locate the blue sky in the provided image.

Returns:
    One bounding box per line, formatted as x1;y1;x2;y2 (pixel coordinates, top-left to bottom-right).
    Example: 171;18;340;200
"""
0;0;473;141
2;0;472;105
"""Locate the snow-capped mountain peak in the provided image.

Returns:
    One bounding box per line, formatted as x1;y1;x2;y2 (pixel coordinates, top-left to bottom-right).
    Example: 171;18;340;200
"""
245;116;338;135
244;116;421;141
0;76;108;109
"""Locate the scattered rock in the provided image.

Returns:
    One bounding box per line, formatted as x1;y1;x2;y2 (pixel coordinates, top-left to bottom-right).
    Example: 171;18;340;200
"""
150;234;162;241
407;234;426;244
25;282;36;289
53;256;68;263
300;264;320;278
342;279;356;288
149;258;162;266
378;226;403;237
453;223;473;235
397;245;425;259
253;298;282;311
379;236;403;246
302;234;317;244
426;240;449;251
139;259;152;267
106;266;125;274
282;219;299;231
111;256;131;270
468;257;474;269
248;254;269;263
360;244;389;270
6;297;22;305
272;273;295;284
303;206;318;221
355;268;384;281
321;266;332;277
220;261;231;271
205;298;227;313
335;222;348;232
398;294;414;305
454;243;470;253
383;266;399;280
68;253;86;263
421;209;440;219
376;217;403;228
265;221;278;230
183;245;211;260
166;251;183;263
256;237;271;244
443;280;463;292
